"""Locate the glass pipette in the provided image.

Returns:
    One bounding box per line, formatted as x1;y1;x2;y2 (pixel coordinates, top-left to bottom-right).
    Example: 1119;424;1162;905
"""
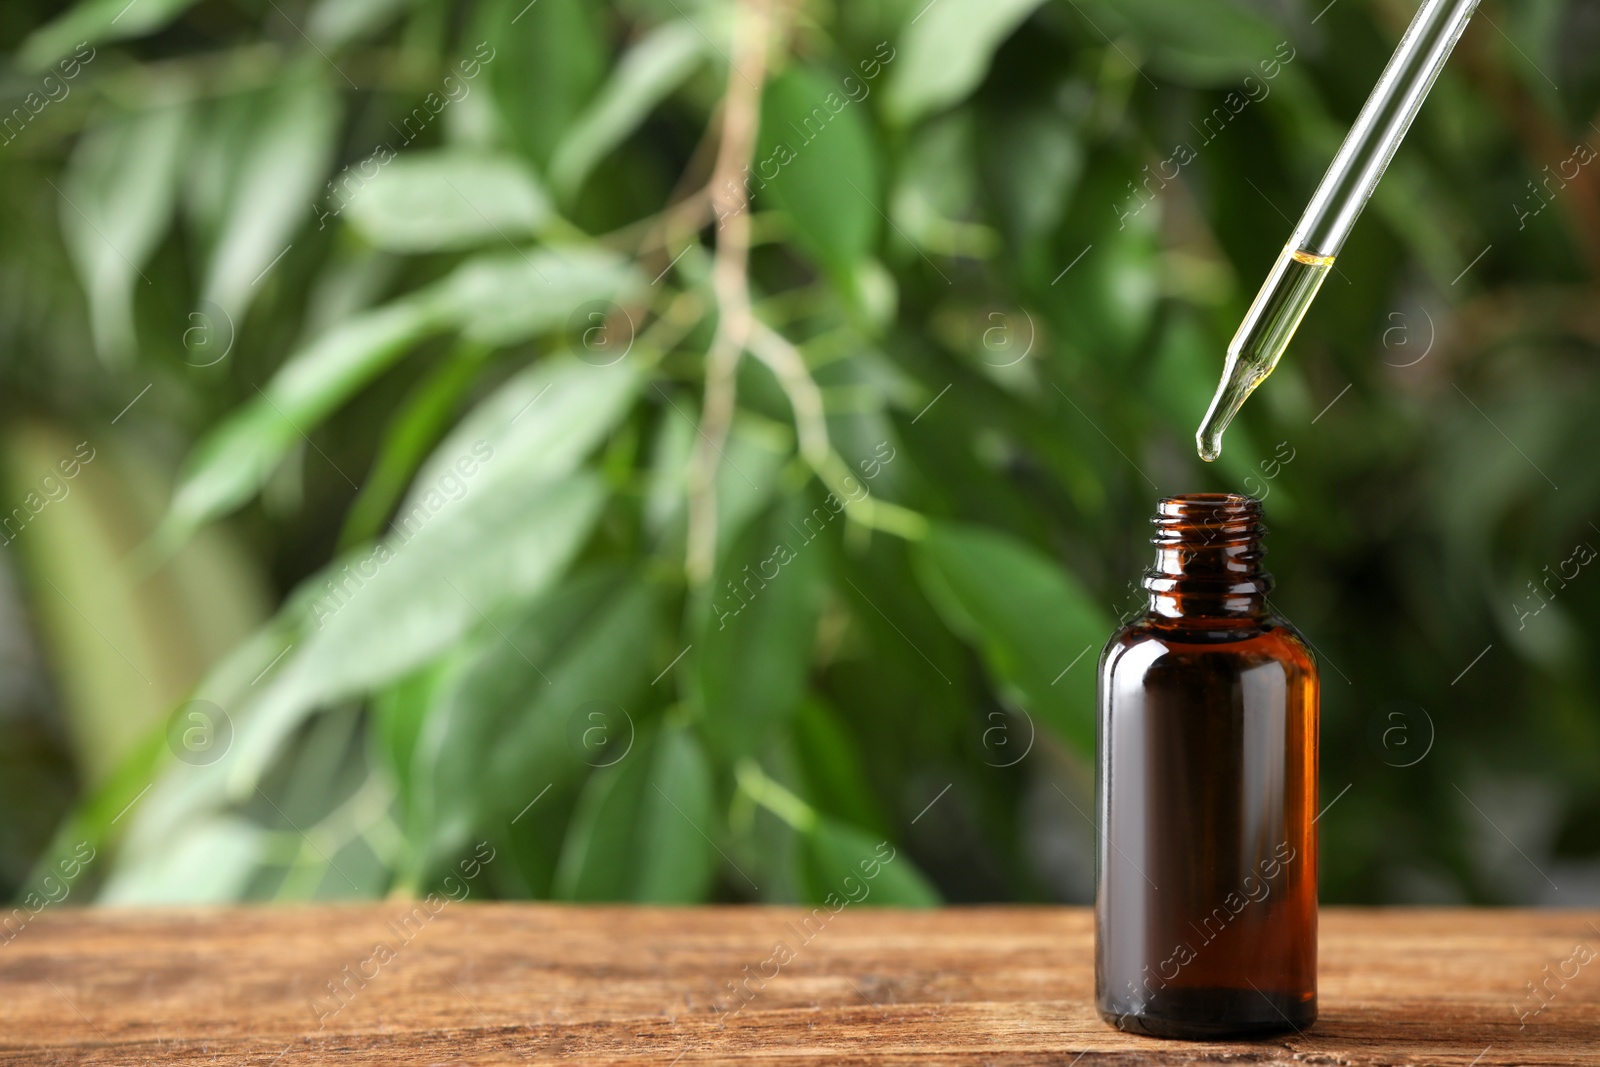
1196;0;1482;461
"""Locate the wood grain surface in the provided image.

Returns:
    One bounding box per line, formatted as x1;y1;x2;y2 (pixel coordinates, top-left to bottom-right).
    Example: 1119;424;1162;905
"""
0;905;1596;1065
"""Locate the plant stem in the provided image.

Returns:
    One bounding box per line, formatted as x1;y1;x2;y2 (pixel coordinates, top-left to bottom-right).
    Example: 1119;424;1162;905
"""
685;0;777;587
747;320;928;540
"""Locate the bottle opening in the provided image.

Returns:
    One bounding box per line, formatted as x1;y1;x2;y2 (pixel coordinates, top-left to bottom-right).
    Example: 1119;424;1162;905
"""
1153;493;1266;547
1144;494;1272;618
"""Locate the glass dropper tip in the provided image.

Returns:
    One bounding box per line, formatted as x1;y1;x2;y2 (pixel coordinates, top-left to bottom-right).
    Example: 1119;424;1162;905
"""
1194;244;1336;463
1194;354;1256;464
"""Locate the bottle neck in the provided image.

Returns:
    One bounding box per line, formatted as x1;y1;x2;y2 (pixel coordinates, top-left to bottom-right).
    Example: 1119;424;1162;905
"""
1143;494;1273;621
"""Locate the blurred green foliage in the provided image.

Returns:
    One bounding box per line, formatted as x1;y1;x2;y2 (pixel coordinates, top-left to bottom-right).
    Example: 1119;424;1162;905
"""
1;0;1598;910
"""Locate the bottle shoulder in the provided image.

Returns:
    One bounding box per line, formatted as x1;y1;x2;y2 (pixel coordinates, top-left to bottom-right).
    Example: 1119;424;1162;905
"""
1102;614;1316;673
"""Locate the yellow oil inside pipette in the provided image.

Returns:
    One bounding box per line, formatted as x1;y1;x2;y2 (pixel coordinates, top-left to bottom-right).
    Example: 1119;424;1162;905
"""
1196;246;1334;462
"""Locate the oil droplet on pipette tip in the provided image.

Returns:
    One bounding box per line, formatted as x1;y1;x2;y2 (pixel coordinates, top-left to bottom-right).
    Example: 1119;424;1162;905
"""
1195;370;1251;463
1194;246;1335;463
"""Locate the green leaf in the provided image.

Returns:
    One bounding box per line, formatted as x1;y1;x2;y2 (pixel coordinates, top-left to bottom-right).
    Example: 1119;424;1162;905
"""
405;570;614;878
1050;155;1162;360
793;699;887;836
476;0;607;167
99;817;265;903
549;21;707;200
641;400;794;574
914;522;1111;756
23;721;166;900
711;414;794;558
186;91;266;245
158;297;448;547
644;396;696;541
340;343;490;550
802;819;939;907
1077;0;1287;85
309;0;418;49
980;107;1084;256
372;658;459;802
60;101;188;364
417;575;660;877
343;151;553;253
757;67;880;274
636;724;716;901
487;580;658;804
883;0;1045;125
161;245;639;547
553;722;716;903
408;356;641;509
203;72;340;321
552;726;656;901
2;423;271;792
429;246;646;346
38;582;311;908
696;494;827;760
228;474;609;797
19;0;197;70
643;401;792;564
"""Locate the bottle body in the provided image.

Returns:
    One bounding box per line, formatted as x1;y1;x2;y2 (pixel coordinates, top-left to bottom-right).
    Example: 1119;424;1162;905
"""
1094;495;1319;1039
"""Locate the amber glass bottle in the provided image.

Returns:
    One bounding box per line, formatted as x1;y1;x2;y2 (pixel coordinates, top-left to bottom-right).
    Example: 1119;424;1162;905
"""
1095;494;1318;1038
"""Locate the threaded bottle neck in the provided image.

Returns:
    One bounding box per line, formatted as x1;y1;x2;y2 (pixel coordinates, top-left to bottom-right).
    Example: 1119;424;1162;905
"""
1143;494;1272;620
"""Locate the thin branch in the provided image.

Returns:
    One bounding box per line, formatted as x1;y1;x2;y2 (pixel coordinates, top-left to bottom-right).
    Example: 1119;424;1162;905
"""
597;182;715;259
602;100;727;264
747;319;928;541
685;0;776;586
638;288;708;368
747;321;830;467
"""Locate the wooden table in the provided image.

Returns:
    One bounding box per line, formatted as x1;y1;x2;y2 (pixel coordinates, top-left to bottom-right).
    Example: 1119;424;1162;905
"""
2;905;1596;1065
